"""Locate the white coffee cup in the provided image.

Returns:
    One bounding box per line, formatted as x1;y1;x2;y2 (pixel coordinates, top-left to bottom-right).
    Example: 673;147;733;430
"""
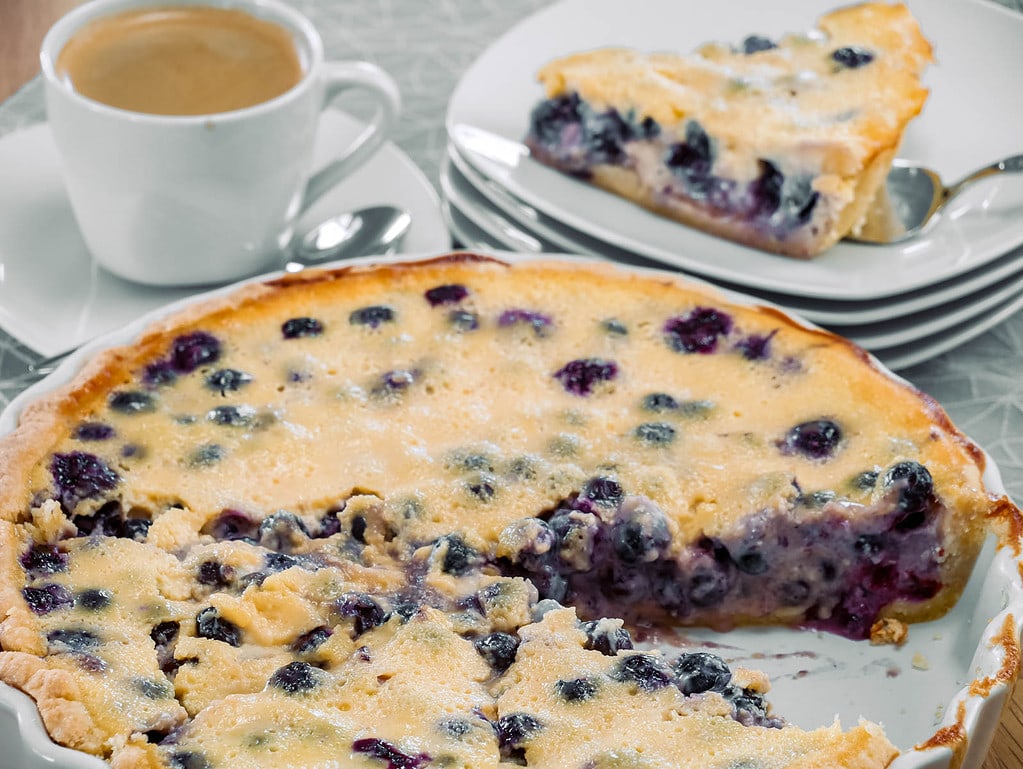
41;0;401;286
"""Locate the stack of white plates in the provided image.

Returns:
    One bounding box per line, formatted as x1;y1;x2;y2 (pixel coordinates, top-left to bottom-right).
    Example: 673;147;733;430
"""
440;0;1023;372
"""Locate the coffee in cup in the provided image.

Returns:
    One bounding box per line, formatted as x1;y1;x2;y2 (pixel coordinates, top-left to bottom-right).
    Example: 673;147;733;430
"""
55;6;304;116
42;0;401;286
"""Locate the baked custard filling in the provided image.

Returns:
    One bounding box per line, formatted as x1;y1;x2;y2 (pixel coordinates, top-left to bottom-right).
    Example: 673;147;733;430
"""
0;256;1002;769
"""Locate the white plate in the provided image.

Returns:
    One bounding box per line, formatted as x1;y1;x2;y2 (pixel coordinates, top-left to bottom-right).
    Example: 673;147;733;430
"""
443;151;1023;360
0;251;1020;769
447;142;1023;327
0;111;450;357
445;0;1023;301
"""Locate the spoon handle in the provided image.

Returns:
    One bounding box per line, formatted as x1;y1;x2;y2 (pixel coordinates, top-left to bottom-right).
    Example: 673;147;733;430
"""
945;152;1023;202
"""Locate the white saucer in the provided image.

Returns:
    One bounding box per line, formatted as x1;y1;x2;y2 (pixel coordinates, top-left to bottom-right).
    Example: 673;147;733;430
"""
0;111;450;357
446;0;1023;301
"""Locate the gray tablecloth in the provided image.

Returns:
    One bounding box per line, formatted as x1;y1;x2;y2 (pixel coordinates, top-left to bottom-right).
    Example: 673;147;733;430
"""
2;0;1022;504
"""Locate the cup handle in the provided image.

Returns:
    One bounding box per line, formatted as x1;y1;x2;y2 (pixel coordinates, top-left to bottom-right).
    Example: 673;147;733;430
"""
301;61;401;210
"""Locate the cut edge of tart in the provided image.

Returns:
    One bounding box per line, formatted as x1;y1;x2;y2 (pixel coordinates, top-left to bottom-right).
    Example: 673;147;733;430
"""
524;2;933;258
0;252;1017;769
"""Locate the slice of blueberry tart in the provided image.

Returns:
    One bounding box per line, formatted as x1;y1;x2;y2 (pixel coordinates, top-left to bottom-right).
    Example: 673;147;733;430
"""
524;3;932;257
0;253;1014;769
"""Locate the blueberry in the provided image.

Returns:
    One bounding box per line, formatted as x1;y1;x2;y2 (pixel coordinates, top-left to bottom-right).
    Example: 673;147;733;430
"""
580;477;624;508
437;534;476;576
555;677;598;702
170;332;221;373
22;584;73;615
75;588;112;611
633;422;676;445
781;419;842;460
602;318;628;336
264;552;302;573
47;628;100;652
205;368;253;394
611;504;670;564
583;108;633;165
610;653;673;691
499;308;552;337
553;358;618;396
529;92;583;148
108;390;156;414
269;660;320;693
724;686;781;728
282;317;324;339
439;718;473;738
50;451;119;509
291;625;332;654
150;621;180;673
258;512;310;552
375;369;417;395
169;752;212;769
188;443;225;467
665;121;714;182
143;359;178;386
425;284;469;306
338;592;388;636
882;461;933;514
466;474;497;502
194;607;241;646
206;405;255;427
197;560;234;588
664;308;733;354
580;619;633;656
495;713;543;757
73;422;115;441
750;162;818;224
349;514;367;542
135;677;172;699
205;509;258;541
474;632;519;673
448;309;479;331
741;35;776;54
642;393;679;413
780;579;811;606
349;305;395;328
832;46;875;68
733;548;768;575
750;161;784;218
689;568;732;608
674;652;732;695
21;543;68;577
634;115;660;139
352;738;432;769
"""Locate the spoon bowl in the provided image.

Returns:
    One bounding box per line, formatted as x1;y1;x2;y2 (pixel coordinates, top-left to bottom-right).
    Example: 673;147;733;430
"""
285;204;412;272
849;153;1023;245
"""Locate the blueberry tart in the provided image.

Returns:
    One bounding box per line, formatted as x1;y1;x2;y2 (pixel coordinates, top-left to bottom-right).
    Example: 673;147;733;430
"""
0;254;1012;768
524;3;932;257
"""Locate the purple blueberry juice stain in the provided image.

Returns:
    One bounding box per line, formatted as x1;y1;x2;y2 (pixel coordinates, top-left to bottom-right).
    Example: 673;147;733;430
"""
663;308;733;353
22;584;73;615
73;422;116;441
352;738;431;769
498;308;552;337
736;329;778;361
494;480;945;640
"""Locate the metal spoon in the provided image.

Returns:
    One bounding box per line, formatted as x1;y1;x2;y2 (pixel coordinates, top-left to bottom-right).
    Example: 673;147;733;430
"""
2;205;412;387
848;154;1023;245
